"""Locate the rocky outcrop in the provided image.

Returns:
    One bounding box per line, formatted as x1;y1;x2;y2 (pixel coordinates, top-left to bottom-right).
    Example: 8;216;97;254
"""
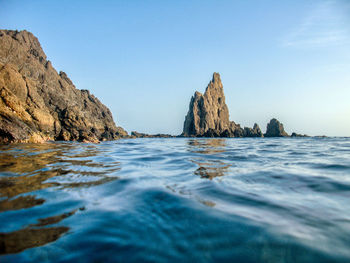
183;73;231;137
264;118;289;137
182;73;259;138
291;132;308;137
130;131;175;138
243;123;263;137
0;29;123;143
116;126;128;137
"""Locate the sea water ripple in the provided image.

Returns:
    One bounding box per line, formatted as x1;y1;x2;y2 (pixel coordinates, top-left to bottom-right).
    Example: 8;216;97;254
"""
0;137;349;262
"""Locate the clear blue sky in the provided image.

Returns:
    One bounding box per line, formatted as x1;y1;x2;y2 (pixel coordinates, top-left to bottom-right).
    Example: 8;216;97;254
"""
1;0;349;136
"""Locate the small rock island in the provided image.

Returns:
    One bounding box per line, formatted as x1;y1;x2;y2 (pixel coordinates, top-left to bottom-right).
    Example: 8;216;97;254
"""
265;118;289;137
182;72;292;138
183;72;253;137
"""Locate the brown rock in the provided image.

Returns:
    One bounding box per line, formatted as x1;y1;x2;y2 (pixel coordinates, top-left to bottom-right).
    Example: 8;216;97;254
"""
183;73;240;137
243;123;263;137
183;72;262;138
0;29;124;143
291;132;308;137
130;131;174;138
264;118;289;137
131;131;148;138
115;126;128;137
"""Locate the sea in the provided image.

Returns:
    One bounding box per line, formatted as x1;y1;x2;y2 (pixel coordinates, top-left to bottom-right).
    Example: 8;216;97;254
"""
0;137;349;263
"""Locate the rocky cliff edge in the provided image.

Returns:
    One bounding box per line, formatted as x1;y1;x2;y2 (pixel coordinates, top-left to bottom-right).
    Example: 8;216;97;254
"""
0;29;127;143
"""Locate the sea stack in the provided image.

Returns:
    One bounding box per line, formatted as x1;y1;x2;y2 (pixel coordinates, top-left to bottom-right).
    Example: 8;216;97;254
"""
264;118;289;137
0;29;126;143
182;72;261;137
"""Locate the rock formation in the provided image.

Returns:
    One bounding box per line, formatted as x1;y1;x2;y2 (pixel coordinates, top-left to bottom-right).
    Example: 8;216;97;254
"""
130;131;174;138
291;132;308;137
183;73;230;136
264;118;289;137
0;29;125;143
182;73;258;137
243;123;263;137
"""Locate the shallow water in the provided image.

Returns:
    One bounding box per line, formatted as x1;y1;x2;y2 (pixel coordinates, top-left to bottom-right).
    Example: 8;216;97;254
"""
0;137;349;262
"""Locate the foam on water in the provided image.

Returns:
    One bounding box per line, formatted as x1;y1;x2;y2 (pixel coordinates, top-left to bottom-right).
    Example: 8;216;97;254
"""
0;138;349;262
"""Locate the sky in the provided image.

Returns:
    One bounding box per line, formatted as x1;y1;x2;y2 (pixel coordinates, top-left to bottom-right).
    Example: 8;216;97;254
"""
1;0;349;136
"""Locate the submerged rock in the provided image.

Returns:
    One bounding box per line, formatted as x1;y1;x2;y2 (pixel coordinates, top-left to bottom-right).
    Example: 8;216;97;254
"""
264;118;289;137
0;30;123;143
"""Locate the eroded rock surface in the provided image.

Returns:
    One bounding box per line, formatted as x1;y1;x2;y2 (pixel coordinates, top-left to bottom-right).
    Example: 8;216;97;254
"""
0;30;123;143
182;73;257;137
183;73;231;137
291;132;308;137
243;123;263;137
130;131;174;138
264;118;289;137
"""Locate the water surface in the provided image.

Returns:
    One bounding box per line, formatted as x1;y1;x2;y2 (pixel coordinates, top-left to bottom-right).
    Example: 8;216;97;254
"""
0;138;350;262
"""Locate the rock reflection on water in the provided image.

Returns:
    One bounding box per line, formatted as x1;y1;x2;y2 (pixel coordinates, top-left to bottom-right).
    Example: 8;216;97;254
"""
0;142;121;255
0;142;121;209
0;209;76;255
187;138;226;154
166;184;216;207
0;168;63;199
193;160;231;179
188;139;231;179
0;195;45;212
0;138;349;262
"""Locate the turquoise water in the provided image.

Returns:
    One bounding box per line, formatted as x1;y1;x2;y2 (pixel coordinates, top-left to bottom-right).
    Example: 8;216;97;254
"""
0;138;350;262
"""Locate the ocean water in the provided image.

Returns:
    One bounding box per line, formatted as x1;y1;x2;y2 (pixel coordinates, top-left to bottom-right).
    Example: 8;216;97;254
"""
0;137;349;263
